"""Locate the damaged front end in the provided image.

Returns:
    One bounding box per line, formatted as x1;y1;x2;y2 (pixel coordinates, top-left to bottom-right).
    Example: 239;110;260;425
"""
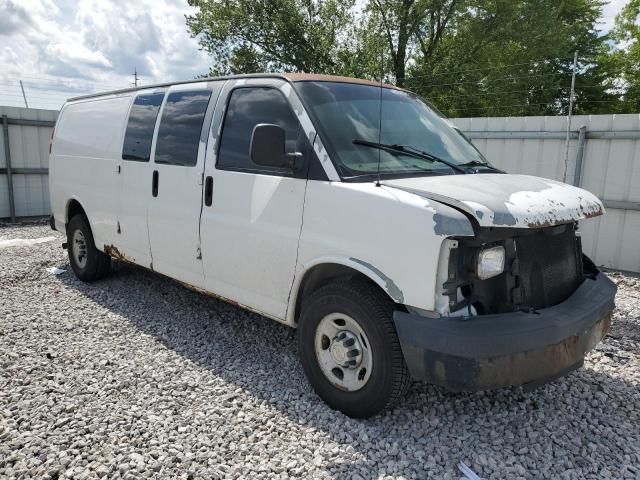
384;172;616;391
443;223;588;315
394;222;617;391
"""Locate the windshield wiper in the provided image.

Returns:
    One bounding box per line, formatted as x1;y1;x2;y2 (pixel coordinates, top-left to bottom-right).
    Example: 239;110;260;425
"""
352;139;467;174
457;160;504;172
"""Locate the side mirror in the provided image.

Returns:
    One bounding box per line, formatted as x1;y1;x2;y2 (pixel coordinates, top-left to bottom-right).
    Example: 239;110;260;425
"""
250;124;302;169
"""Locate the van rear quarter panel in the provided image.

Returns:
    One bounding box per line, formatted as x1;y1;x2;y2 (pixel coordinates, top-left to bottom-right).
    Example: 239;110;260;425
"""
50;95;132;247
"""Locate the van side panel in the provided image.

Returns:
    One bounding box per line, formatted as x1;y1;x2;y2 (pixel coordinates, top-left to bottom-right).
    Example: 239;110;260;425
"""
50;95;132;249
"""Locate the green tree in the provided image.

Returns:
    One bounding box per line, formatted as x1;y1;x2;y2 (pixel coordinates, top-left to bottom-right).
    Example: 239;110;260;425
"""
365;0;464;87
608;0;640;111
186;0;631;116
186;0;355;75
404;0;617;117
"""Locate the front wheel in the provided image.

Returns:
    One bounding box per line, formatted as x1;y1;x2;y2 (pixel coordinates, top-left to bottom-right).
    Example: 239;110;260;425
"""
298;280;411;418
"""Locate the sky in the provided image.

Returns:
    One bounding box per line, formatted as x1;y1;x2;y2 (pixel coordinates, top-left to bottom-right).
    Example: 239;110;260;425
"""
0;0;632;110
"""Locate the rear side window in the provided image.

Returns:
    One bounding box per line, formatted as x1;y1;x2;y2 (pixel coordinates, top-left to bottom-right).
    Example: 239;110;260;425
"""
218;87;300;173
122;93;164;162
155;90;212;166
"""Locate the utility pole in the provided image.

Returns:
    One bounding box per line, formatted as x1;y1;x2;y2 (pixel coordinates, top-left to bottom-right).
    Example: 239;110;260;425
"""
133;68;139;88
562;51;578;183
19;80;28;108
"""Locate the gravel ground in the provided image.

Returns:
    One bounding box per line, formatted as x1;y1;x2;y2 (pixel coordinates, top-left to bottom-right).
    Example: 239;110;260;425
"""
1;221;639;480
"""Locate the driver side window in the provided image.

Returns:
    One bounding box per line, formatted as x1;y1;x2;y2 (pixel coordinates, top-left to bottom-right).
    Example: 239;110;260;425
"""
217;87;302;175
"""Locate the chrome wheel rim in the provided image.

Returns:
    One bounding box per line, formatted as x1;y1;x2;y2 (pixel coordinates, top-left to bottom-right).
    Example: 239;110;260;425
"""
314;312;373;392
72;229;88;269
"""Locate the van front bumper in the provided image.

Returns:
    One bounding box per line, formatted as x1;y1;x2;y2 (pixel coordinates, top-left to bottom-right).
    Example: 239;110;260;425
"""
393;272;616;391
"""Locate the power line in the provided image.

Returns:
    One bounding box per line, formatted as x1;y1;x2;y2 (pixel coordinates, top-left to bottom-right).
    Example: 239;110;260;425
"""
437;101;562;111
436;98;617;116
0;81;127;97
396;56;581;81
0;81;124;93
0;74;127;87
426;86;572;100
0;89;83;98
404;72;568;89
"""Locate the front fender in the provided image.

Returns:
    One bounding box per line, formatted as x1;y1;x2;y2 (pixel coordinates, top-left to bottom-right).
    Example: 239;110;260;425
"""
292;181;476;325
286;256;404;325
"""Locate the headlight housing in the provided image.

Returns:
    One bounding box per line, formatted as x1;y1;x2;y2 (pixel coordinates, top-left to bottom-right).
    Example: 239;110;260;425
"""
477;246;505;280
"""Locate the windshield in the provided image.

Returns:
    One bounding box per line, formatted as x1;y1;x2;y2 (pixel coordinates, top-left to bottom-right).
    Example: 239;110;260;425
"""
295;81;489;179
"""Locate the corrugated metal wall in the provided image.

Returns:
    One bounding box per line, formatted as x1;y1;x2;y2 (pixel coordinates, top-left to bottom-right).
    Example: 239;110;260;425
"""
451;114;640;272
0;106;57;219
1;107;638;272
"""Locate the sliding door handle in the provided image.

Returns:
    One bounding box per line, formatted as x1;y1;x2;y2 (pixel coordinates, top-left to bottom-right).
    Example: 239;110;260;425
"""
204;176;213;206
152;170;159;197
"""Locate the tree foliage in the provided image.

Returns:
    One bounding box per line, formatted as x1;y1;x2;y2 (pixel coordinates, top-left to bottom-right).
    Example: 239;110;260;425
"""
607;0;640;112
186;0;355;75
405;0;618;116
186;0;639;116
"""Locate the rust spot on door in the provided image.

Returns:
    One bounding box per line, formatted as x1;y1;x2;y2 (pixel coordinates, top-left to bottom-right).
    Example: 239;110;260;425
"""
104;244;130;263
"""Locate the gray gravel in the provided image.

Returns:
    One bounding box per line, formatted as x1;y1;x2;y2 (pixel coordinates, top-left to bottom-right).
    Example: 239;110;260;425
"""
1;221;639;479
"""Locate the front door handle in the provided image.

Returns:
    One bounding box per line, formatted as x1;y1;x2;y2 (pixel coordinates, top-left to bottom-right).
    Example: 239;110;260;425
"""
204;176;213;206
152;170;159;197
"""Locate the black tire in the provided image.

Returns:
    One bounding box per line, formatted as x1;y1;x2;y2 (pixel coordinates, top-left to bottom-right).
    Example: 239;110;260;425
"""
298;280;411;418
66;214;111;282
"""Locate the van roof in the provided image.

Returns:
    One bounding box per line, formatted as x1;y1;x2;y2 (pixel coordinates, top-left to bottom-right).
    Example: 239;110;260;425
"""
67;72;401;102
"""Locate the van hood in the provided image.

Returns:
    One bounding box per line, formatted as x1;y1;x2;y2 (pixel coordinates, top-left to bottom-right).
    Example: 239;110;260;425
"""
383;174;604;228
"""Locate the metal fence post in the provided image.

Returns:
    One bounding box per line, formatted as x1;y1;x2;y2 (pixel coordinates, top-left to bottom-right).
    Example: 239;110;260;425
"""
1;114;16;223
572;125;587;187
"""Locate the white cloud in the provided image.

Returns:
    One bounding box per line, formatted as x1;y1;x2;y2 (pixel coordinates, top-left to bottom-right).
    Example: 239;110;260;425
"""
600;0;629;32
0;0;211;109
46;43;113;69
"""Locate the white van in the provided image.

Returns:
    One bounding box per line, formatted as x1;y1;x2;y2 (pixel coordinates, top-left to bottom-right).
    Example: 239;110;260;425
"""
49;74;616;418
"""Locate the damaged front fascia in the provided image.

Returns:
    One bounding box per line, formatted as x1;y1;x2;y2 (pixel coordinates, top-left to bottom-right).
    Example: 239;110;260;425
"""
523;195;603;228
382;175;605;229
432;210;475;237
441;189;602;229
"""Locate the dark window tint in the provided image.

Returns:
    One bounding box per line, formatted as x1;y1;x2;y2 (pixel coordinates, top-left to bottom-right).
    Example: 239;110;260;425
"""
122;93;164;161
155;90;212;166
218;87;300;172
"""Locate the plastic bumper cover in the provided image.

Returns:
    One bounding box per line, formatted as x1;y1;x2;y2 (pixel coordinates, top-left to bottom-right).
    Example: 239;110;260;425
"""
393;272;616;391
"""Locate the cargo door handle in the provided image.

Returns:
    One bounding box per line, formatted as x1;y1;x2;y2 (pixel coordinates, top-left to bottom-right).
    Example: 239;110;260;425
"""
152;170;159;197
204;176;213;206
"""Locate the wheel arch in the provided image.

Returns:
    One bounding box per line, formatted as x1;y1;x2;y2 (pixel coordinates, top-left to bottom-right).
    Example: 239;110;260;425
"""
64;197;100;245
287;257;405;326
65;197;87;225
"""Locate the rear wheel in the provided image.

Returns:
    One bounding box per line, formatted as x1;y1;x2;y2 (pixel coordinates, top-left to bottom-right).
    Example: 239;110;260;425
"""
298;280;411;418
66;214;111;282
